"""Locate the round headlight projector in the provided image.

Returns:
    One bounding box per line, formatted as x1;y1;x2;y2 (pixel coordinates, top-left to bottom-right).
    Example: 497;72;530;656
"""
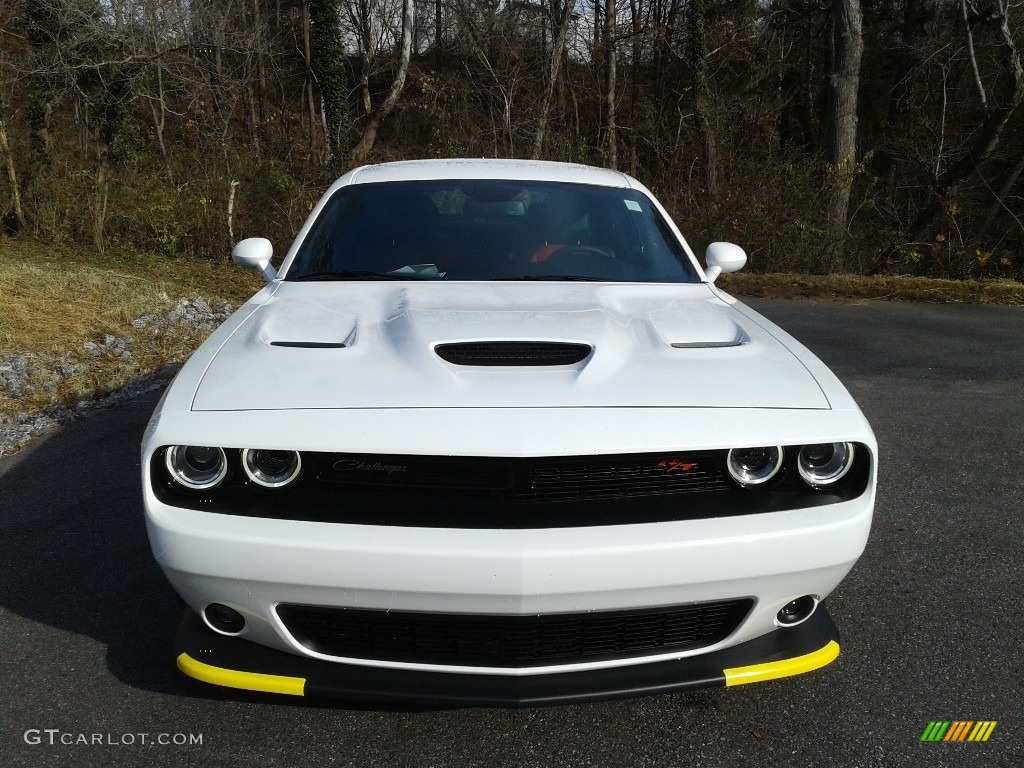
798;442;855;487
241;448;302;488
165;445;228;490
726;446;783;487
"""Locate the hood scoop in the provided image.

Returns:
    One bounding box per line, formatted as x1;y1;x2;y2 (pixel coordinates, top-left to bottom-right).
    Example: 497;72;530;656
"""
435;341;592;366
255;298;358;349
270;340;348;348
648;307;749;349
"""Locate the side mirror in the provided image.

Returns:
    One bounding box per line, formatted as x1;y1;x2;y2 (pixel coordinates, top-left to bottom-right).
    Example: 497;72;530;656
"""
232;237;277;283
704;242;747;283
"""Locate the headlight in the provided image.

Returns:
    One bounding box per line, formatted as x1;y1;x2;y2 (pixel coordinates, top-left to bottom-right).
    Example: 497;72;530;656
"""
165;445;228;490
798;442;855;487
241;448;302;488
726;446;783;487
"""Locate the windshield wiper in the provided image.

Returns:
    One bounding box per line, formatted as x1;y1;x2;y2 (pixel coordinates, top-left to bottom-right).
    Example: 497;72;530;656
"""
492;275;606;282
290;270;405;281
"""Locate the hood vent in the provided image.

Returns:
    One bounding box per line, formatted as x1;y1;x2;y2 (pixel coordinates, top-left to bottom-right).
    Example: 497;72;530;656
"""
435;341;592;366
270;341;348;348
270;342;350;350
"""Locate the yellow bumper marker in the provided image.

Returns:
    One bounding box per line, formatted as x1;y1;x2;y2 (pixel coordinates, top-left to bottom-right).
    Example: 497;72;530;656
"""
723;640;840;687
177;653;306;696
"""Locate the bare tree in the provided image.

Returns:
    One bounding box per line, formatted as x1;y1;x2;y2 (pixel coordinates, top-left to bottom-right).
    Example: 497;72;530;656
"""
689;0;717;199
910;0;1023;239
603;0;617;169
823;0;863;272
350;0;414;164
450;0;528;155
0;103;26;231
531;0;574;159
302;1;318;151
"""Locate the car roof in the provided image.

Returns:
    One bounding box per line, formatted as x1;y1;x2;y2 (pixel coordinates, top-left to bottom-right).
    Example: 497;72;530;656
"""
343;159;636;188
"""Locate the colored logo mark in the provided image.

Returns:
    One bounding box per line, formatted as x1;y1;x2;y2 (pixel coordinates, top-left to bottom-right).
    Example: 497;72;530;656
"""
921;721;997;742
657;459;696;474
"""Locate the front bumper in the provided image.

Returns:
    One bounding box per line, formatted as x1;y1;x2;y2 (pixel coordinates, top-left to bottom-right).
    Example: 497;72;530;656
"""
176;606;841;707
146;491;871;668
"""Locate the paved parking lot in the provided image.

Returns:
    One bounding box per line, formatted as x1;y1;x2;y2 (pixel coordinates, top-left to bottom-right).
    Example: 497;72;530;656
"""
1;298;1021;767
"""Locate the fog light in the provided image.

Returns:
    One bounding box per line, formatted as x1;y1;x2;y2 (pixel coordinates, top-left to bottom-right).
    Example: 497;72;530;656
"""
776;595;817;626
727;446;783;487
204;603;245;635
242;448;302;488
165;445;227;490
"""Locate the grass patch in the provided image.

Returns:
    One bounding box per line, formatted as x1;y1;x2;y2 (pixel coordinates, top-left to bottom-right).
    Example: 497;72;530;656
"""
718;272;1024;305
0;238;261;352
0;237;262;419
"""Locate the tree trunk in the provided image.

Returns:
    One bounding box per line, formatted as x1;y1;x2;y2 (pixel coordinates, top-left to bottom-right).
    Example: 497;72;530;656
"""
629;0;641;173
244;65;262;157
149;62;173;184
604;0;617;170
25;0;55;163
93;150;109;251
823;0;863;273
358;21;373;118
212;43;225;119
302;1;317;152
227;180;240;242
309;0;352;163
0;111;26;232
689;0;718;200
350;0;415;165
434;0;443;65
253;0;268;120
531;0;574;159
962;0;988;111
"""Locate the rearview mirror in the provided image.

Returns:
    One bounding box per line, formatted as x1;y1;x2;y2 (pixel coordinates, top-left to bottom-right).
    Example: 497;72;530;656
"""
232;237;277;283
704;242;747;283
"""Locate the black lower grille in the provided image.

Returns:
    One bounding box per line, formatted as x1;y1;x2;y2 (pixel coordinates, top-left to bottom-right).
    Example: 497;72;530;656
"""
276;600;752;667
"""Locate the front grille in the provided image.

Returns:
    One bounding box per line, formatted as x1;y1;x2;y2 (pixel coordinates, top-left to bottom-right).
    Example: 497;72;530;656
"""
526;454;725;500
315;451;727;502
435;341;591;366
276;600;753;667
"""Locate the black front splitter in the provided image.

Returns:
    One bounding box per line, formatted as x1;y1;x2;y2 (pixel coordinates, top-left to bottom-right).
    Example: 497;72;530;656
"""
174;607;840;708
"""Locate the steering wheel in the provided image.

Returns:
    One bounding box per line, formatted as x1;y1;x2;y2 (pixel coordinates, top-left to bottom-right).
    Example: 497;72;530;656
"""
556;245;614;260
540;245;625;279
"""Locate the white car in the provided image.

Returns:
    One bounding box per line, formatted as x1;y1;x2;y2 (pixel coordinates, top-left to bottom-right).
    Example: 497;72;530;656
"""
143;159;875;706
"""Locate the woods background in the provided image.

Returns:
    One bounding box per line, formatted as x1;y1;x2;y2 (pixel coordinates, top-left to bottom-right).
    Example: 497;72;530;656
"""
0;0;1022;279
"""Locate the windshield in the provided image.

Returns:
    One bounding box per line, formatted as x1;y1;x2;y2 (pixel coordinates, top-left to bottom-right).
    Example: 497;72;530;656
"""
285;180;701;283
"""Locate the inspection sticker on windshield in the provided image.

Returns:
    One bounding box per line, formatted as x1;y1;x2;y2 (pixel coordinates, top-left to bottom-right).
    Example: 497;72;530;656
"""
624;199;642;212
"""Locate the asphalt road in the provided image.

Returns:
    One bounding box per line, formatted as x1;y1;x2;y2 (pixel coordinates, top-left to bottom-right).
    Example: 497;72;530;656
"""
1;298;1021;768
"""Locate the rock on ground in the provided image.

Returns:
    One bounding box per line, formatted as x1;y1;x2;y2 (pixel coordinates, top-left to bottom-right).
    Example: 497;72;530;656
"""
0;297;235;457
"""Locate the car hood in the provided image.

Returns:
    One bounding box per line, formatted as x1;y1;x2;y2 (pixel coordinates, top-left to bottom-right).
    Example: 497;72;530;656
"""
190;283;830;411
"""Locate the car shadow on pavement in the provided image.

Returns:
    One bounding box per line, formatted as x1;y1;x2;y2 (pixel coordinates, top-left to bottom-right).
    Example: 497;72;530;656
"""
0;392;596;712
0;391;196;698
